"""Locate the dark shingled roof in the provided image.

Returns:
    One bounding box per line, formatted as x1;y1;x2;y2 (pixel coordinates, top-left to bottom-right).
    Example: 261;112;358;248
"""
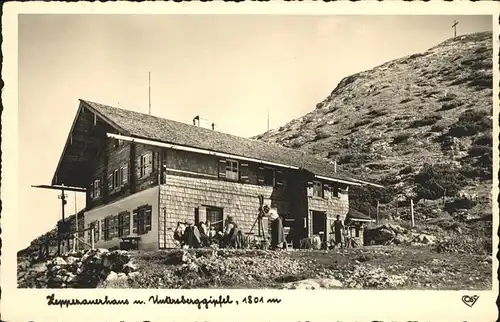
81;99;375;184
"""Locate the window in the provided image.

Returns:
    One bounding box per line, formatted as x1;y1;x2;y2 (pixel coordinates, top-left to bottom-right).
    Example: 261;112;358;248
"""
117;211;130;237
225;159;239;181
332;186;339;198
133;205;152;235
91;179;101;199
206;207;223;232
139;154;148;178
313;181;323;198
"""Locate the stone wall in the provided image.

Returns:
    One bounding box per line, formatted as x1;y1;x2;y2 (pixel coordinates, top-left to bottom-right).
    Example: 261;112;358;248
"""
159;174;290;248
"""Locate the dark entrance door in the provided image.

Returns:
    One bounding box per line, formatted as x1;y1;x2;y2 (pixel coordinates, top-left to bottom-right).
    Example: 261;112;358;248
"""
312;211;327;242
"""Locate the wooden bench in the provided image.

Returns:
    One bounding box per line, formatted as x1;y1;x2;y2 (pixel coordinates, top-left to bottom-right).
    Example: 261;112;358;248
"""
119;237;141;250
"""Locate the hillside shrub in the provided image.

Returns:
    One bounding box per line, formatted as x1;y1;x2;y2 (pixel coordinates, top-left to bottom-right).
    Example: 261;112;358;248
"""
440;101;463;111
337;153;373;166
399;165;413;175
444;198;478;213
437;93;457;102
414;163;467;200
409;114;442;128
400;98;411;103
352;119;371;128
367;109;388;118
430;124;446;132
459;164;489;180
468;145;491;157
467;70;492;90
312;129;330;142
392;134;410;144
447;109;491;137
473;133;492;146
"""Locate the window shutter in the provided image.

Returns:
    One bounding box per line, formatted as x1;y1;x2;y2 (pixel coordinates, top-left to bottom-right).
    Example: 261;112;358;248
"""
146;152;153;176
145;209;152;232
108;173;114;192
152;152;157;173
306;181;313;197
136;156;142;178
95;220;100;241
324;184;331;199
257;166;265;185
276;170;284;186
122;165;128;185
132;212;138;234
240;163;250;183
218;159;226;178
123;212;131;236
100;219;105;240
90;183;94;199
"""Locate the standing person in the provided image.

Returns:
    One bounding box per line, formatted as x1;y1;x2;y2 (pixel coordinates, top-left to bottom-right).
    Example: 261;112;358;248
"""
269;208;285;250
332;215;345;249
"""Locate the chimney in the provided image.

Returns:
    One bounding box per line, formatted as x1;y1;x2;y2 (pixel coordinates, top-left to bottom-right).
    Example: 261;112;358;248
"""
192;115;212;129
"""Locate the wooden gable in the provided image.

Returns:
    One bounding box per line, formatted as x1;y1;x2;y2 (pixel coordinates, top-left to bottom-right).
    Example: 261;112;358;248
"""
52;101;127;188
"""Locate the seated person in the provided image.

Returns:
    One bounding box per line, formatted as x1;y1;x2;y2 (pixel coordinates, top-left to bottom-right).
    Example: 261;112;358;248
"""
223;216;238;248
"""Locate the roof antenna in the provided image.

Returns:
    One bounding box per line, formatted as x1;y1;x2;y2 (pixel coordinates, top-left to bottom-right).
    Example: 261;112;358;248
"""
267;107;270;131
148;71;152;115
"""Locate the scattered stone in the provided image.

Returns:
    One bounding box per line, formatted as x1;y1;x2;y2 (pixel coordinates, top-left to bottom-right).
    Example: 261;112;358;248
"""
106;271;119;282
281;278;343;290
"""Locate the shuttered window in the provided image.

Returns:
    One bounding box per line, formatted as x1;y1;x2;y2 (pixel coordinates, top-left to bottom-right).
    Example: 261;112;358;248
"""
117;211;131;237
133;205;152;235
91;179;101;199
225;159;239;181
138;152;153;178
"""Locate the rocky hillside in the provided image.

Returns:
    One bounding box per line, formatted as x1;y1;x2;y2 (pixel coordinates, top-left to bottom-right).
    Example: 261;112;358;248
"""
256;31;493;222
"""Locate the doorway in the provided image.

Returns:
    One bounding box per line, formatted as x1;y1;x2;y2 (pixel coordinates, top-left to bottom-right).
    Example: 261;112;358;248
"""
312;211;327;242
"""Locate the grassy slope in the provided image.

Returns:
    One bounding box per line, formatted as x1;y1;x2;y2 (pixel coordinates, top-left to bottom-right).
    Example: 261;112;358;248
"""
256;31;493;223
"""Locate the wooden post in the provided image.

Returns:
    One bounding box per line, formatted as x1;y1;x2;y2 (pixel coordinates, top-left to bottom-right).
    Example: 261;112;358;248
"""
410;199;415;227
72;233;76;252
376;200;380;224
91;227;95;249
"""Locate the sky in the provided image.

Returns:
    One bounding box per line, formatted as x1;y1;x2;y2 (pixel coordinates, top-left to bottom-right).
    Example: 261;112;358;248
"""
17;14;492;249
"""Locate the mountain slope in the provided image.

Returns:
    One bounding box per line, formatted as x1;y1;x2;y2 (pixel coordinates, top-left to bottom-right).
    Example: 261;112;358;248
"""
256;31;493;221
